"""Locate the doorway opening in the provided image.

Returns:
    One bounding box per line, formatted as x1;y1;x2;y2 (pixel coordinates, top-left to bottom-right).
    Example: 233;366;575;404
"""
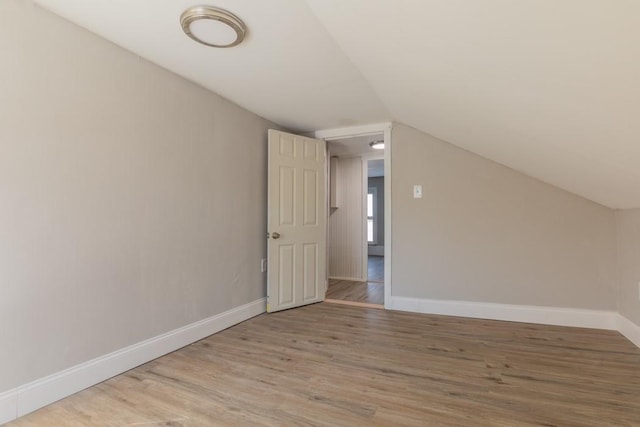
321;131;387;309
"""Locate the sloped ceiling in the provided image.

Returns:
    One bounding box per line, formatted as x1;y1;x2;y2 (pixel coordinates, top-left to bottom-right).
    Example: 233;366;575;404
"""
34;0;640;209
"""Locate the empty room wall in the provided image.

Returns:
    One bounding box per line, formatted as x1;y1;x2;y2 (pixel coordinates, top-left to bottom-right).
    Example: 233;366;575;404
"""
615;209;640;326
391;123;617;310
0;0;274;394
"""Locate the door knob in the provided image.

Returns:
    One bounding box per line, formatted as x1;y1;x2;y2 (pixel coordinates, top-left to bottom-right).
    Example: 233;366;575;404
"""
271;232;281;239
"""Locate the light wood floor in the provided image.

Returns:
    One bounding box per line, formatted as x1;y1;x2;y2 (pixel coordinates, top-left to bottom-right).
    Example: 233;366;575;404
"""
325;256;385;306
9;303;640;426
325;279;384;306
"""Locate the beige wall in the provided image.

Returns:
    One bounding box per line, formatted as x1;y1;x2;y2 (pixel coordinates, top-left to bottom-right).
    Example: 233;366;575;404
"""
328;157;364;280
391;123;618;310
0;1;274;393
615;210;640;325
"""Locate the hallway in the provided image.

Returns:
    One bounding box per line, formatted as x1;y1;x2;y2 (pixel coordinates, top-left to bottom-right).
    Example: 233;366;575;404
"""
326;256;384;307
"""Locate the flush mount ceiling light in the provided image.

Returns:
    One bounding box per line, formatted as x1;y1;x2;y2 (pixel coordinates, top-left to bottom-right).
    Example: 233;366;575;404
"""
369;140;385;150
180;5;246;48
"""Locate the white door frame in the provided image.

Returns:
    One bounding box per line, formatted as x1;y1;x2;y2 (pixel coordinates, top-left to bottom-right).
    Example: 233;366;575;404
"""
315;122;392;309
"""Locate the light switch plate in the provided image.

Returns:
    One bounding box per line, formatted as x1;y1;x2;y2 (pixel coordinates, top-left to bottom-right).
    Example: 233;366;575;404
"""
413;185;423;199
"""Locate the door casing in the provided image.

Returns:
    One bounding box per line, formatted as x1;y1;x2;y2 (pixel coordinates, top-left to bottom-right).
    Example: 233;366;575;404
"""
315;123;392;309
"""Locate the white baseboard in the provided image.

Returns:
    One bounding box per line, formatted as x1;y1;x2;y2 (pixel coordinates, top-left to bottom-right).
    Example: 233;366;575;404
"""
617;314;640;348
0;390;17;425
0;298;266;425
388;296;619;330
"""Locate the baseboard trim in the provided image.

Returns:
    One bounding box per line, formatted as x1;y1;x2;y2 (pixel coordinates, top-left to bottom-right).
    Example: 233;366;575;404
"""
1;298;266;424
388;296;619;330
0;390;17;425
617;314;640;348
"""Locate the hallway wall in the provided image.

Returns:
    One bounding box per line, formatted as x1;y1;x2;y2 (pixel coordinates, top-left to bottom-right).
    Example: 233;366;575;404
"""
329;157;365;280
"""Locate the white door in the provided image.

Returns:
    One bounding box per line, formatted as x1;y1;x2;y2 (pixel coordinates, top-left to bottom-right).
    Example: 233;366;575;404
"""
267;129;327;312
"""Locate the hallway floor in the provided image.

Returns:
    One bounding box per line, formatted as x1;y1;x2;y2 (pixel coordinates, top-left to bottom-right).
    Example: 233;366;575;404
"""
326;279;383;306
367;255;384;282
326;256;385;306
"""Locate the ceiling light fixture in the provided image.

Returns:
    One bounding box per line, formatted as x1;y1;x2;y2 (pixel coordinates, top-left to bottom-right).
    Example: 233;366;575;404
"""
180;6;246;48
369;140;385;150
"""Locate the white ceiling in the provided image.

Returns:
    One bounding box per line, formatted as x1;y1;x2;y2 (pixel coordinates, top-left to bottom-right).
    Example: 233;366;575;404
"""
34;0;640;209
328;134;385;176
328;134;384;158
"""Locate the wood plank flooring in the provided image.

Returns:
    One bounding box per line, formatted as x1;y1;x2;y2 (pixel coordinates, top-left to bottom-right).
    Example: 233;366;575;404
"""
8;303;640;426
326;279;384;305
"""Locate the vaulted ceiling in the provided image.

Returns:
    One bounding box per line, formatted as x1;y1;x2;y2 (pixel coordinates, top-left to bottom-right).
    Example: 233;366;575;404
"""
34;0;640;209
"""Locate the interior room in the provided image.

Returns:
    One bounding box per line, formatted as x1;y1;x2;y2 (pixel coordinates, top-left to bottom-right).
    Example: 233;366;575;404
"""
324;134;386;308
2;0;639;425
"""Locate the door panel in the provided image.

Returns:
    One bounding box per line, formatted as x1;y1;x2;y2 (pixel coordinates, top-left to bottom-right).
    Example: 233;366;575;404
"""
267;130;326;312
279;166;295;226
278;244;295;306
303;243;318;301
303;169;318;226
